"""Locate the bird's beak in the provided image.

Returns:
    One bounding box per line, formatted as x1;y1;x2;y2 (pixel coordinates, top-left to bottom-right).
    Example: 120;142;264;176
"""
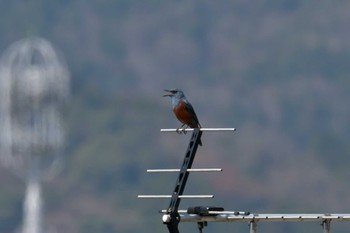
163;89;173;97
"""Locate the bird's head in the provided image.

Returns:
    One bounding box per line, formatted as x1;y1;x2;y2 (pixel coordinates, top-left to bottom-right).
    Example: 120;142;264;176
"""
163;89;185;99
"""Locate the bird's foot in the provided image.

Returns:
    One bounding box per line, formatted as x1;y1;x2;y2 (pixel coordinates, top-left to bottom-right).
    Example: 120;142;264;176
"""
176;128;183;134
181;124;188;134
176;127;187;134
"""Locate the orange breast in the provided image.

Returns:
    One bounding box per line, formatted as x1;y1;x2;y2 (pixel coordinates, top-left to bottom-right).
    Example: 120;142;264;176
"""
173;101;195;126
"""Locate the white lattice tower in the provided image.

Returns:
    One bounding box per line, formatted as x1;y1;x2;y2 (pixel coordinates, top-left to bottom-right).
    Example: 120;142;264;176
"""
0;37;69;233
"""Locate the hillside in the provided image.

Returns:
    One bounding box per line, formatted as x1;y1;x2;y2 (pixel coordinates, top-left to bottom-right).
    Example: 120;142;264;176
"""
1;1;350;233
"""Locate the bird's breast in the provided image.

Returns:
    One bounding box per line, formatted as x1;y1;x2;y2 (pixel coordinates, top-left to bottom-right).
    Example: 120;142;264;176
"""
173;101;194;125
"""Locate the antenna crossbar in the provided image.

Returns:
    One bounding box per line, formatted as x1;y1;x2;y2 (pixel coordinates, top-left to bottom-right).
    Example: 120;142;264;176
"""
138;195;214;199
147;168;222;173
159;210;250;215
160;128;236;132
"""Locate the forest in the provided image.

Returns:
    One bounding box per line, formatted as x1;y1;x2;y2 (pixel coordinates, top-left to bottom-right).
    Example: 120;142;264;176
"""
1;1;350;232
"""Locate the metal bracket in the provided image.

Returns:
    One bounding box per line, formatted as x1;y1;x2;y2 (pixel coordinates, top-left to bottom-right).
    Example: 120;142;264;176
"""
322;219;331;233
249;221;257;233
197;221;207;233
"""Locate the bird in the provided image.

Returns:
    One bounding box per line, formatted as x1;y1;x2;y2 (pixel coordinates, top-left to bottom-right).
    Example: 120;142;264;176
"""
163;89;202;146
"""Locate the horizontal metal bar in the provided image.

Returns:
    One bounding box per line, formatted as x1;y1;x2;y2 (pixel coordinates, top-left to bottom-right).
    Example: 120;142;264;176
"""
147;168;223;173
159;210;249;215
160;128;236;132
138;195;172;199
208;211;250;215
137;195;214;199
322;215;341;219
176;213;350;223
160;209;189;214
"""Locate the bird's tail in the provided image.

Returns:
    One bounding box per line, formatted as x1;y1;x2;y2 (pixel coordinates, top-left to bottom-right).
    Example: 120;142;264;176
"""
198;124;202;146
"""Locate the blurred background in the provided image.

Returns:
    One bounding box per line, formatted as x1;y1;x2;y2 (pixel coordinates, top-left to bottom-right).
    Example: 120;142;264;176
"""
1;0;350;232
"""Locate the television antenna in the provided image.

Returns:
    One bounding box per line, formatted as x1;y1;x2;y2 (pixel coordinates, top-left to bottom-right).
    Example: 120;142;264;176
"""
138;128;350;233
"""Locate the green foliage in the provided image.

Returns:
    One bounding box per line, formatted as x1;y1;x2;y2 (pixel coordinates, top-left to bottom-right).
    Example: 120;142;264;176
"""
80;215;115;233
2;1;350;233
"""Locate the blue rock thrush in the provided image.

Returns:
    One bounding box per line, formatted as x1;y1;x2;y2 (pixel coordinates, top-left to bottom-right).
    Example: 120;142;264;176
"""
163;89;202;146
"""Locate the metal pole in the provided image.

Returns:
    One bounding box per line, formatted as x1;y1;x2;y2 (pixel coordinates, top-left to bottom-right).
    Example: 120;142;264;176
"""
249;221;257;233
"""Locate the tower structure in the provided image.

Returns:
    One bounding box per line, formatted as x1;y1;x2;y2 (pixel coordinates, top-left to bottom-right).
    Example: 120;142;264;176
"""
0;37;69;233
